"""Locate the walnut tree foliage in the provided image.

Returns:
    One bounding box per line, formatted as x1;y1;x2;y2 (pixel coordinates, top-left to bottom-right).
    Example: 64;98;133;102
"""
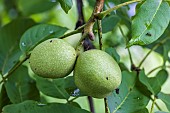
0;0;170;113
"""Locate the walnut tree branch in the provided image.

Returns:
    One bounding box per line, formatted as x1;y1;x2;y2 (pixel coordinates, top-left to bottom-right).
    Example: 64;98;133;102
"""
75;0;85;29
82;0;104;41
95;0;141;19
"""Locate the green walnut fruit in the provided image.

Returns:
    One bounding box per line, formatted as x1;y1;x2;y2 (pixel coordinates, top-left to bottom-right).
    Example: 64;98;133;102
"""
74;50;121;98
30;38;77;78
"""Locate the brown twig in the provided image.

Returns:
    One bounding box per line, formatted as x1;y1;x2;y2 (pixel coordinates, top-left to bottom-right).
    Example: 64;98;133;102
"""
104;98;109;113
82;0;105;42
75;0;85;29
88;96;95;113
75;0;104;50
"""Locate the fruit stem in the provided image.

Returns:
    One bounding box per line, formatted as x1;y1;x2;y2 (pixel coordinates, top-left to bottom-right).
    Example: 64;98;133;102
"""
95;0;142;20
68;97;79;102
59;25;85;39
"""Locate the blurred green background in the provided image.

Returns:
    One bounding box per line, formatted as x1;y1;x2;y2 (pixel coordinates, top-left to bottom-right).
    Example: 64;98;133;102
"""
0;0;169;113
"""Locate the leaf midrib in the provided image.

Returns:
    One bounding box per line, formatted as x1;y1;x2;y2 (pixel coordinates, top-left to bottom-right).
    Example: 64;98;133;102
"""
1;41;18;75
112;91;131;113
52;80;69;99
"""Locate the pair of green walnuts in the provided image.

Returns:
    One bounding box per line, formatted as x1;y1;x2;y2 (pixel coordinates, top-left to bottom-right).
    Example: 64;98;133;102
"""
30;38;122;98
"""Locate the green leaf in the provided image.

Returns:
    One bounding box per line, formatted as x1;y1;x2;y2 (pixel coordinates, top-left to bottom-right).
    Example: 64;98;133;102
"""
102;15;120;33
155;69;168;86
2;100;91;113
128;0;170;47
19;24;68;53
119;62;128;71
69;102;81;108
58;0;73;14
105;47;120;63
64;76;77;95
157;92;170;111
139;69;168;95
17;0;58;15
0;18;35;75
132;108;149;113
36;76;70;99
107;71;149;113
3;0;19;17
0;84;11;112
64;76;86;97
116;6;131;31
87;0;95;8
139;70;162;95
163;44;170;62
4;66;40;104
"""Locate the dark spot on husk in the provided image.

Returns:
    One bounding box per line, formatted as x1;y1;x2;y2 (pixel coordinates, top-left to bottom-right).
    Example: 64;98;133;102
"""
106;77;108;80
